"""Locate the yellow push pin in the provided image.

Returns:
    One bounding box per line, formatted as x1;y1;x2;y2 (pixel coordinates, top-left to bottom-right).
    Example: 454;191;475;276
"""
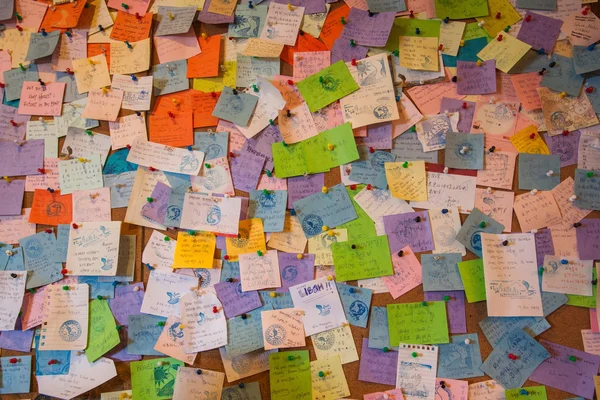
327;143;334;150
168;12;175;20
172;98;179;105
269;292;277;298
201;32;208;40
459;40;465;47
327;230;335;237
326;275;333;281
77;157;86;162
2;176;10;182
476;60;482;67
102;87;110;95
87;58;95;65
559;91;567;98
297;254;303;259
179;324;184;329
322;225;329;231
321;186;328;194
287;3;294;10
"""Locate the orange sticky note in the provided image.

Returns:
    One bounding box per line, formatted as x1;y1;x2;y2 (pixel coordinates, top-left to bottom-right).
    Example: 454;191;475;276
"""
87;44;111;69
189;90;220;128
46;0;87;29
148;111;193;147
110;11;153;42
187;35;221;78
510;72;543;111
319;4;350;50
281;32;329;65
29;189;73;226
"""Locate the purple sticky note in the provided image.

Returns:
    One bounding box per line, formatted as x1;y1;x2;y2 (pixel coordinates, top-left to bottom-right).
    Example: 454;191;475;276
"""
544;131;580;167
358;338;398;385
0;330;34;352
106;326;142;362
214;277;262;318
530;339;600;399
456;60;497;95
339;9;396;47
141;181;172;225
331;38;369;64
273;0;326;14
0;179;25;216
356;122;393;149
196;0;235;23
440;97;475;134
534;228;555;267
216;235;227;251
383;211;434;254
424;291;466;334
0;139;44;177
109;284;144;326
231;150;266;193
242;124;283;172
277;252;315;292
287;173;325;208
516;12;563;52
576;219;600;260
0;104;29;142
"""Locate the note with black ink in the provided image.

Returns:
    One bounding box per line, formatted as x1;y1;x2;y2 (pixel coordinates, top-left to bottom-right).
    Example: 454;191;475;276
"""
396;343;439;400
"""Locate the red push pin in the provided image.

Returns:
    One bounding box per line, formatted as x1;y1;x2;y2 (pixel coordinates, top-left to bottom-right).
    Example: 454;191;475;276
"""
525;15;531;22
72;223;79;229
37;168;45;174
9;120;17;127
45;229;52;233
224;255;230;261
212;306;219;313
438;44;444;51
495;12;501;19
48;359;58;365
9;358;18;364
586;86;594;93
229;151;236;158
149;166;157;171
508;353;518;360
529;133;536;139
287;79;294;85
409;10;414;18
497;35;503;42
562;130;570;136
126;144;131;149
167;111;175;118
66;68;73;75
350;184;357;190
461;102;467;109
369;146;375;153
211;92;217;98
351;58;357;66
0;82;5;88
61;268;68;275
366;184;372;190
583;6;590;15
135;12;142;19
16;25;22;31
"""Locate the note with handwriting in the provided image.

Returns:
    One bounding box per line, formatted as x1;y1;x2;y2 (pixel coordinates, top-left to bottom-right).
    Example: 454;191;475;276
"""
141;269;198;317
310;355;350;399
85;299;119;362
180;291;227;353
0;271;26;330
72;54;112;94
18;82;66;117
388;301;449;345
172;231;215;270
513;190;561;233
172;367;224;400
66;221;121;276
260;3;304;46
290;277;346;336
0;139;44;177
261;308;306;349
127;138;203;175
385;160;427;201
381;246;422;299
542;255;593;296
395;343;439;399
130;357;183;400
478;34;532;73
58;154;103;195
296;61;359;113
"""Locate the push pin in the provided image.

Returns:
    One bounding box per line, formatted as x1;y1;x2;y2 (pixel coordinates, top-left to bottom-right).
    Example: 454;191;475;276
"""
546;170;554;177
397;250;404;257
368;9;375;17
402;161;409;168
525;14;531;22
322;186;328;194
568;195;577;202
248;1;253;7
351;58;357;66
573;222;582;228
444;16;449;23
497;34;503;41
350;39;356;47
341;16;346;24
476;60;482;67
583;6;590;15
464;338;472;345
549;61;556;68
168;12;174;20
415;28;421;35
443;167;449;173
478;20;484;27
409;10;414;18
459;145;469;155
41;28;48;36
538;48;545;54
589;43;596;51
559;91;567;98
98;25;104;32
287;3;294;10
479;221;487;228
530;189;538;195
529;133;536;139
122;2;129;8
451;76;457;82
503;25;511;33
495;12;501;18
560;259;569;265
587;171;595;178
326;275;334;281
538;68;546;76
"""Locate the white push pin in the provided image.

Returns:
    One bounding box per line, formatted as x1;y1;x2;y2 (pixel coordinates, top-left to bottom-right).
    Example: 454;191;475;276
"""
133;286;140;292
433;255;440;260
464;338;472;345
5;250;13;256
568;195;577;202
530;189;538;196
531;229;538;234
486;187;492;194
546;170;554;177
488;96;495;104
224;193;230;198
383;394;390;400
443;167;449;174
459;146;469;155
419;80;424;85
157;361;164;366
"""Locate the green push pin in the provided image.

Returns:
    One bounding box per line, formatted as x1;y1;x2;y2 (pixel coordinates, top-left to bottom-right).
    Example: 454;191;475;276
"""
164;236;170;241
282;142;288;147
479;221;487;228
587;171;595;178
122;3;129;9
62;285;69;290
402;161;409;168
538;267;544;275
421;301;427;306
383;347;389;353
28;288;35;294
265;170;273;177
157;321;165;327
252;85;259;92
269;119;275;125
318;371;325;377
85;129;93;135
350;39;356;47
411;352;418;358
204;163;211;169
146;197;154;203
96;295;103;300
15;12;22;21
263;189;270;196
443;295;450;301
257;250;263;256
19;63;26;71
392;50;399;57
569;355;577;362
503;25;511;32
188;230;195;236
410;126;416;133
116;325;122;330
319;76;324;83
287;355;295;361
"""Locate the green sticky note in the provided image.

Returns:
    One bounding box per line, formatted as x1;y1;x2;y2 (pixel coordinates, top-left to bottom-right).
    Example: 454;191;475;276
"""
338;185;377;240
463;22;493;41
85;299;120;363
387;301;450;345
272;142;309;178
384;18;442;53
458;258;487;303
567;267;597;308
269;350;311;400
131;358;184;400
434;0;489;20
303;123;360;173
505;386;547;399
296;61;359;113
332;235;393;281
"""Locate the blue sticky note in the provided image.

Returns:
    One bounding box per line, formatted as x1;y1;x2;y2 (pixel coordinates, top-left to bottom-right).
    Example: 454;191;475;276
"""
585;76;600;114
221;259;241;282
455;208;505;257
35;338;70;376
0;329;34;352
366;0;406;12
103;148;138;175
225;304;272;357
25;30;60;61
480;316;551;347
4;246;24;271
194;131;229;161
572;45;600;75
336;283;372;328
444;133;484;170
438;333;484;379
0;355;31;394
55;224;70;263
56;72;86;103
105;171;137;209
574;169;600;211
163;171;190;194
293;183;358;238
19;231;62;289
442;37;488;67
78;276;115;299
0;242;9;270
164;191;185;228
541;288;568;317
259;290;294;309
518;153;561;190
3;64;39;101
153;60;189;96
127;314;167;356
422;253;464;292
515;0;555;11
480;328;550;389
228;4;268;38
367;306;397;350
248;190;287;232
212;86;259;127
349;148;396;189
509;49;550;74
541;54;584;97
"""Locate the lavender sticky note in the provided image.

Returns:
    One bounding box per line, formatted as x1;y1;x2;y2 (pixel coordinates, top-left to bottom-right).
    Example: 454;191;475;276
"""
339;9;396;47
424;291;467;334
272;0;326;13
287;173;324;208
576;219;600;260
534;229;555;267
231;150;266;193
331;37;369;64
0;329;34;353
0;140;44;177
440;98;475;134
356;122;393;149
516;12;562;52
108;283;145;326
214;277;262;318
242;124;282;172
277;252;315;292
456;60;497;95
529;339;600;399
544;131;580;167
197;0;235;23
358;338;398;385
141;182;172;225
383;211;434;253
0;179;25;216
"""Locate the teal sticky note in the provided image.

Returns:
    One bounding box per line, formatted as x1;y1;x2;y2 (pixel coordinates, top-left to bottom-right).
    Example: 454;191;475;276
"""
212;86;259;127
438;333;484;379
349;147;396;189
153;60;189;96
480;316;550;347
164;191;185;228
518;153;561;190
336;283;372;328
0;242;10;270
3;63;39;101
259;290;294;309
367;306;397;350
193;131;229;161
56;72;86;103
541;54;584;97
0;355;31;394
225;304;272;357
455;208;505;257
228;4;268;38
103;148;138;175
422;253;464;292
4;246;24;270
35;330;70;376
442;37;487;67
25;30;60;61
509;49;550;74
128;314;167;356
445;133;484;170
163;171;191;193
55;224;70;263
248;190;287;232
573;45;600;75
293;183;358;238
221;259;240;282
19;231;62;289
574;168;600;211
585;76;600;114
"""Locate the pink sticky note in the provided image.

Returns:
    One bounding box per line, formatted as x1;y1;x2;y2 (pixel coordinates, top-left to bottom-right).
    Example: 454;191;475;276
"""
154;28;201;64
0;51;11;84
591;309;599;333
382;246;422;299
5;0;48;31
82;89;124;121
406;78;464;115
18;82;66;116
21;285;47;331
511;72;543;111
435;378;468;399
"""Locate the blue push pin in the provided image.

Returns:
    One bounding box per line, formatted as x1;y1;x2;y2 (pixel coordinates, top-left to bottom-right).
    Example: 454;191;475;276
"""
98;25;104;32
112;281;119;287
47;187;55;193
290;209;296;216
41;28;47;36
130;74;137;81
520;389;529;396
65;30;72;38
349;287;356;293
444;16;449;23
537;48;545;54
187;146;193;151
560;259;568;265
248;0;253;7
395;95;400;102
589;43;596;51
238;383;245;389
145;263;154;270
415;28;421;34
442;209;449;214
125;40;132;49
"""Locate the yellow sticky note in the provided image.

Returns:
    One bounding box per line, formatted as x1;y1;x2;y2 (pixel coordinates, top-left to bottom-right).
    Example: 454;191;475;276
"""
225;218;266;261
72;54;112;94
310;355;350;400
477;33;531;73
399;36;440;71
172;231;216;269
242;38;285;57
268;212;308;254
440;21;466;57
109;38;151;75
475;0;522;37
385;160;427;201
510;124;550;154
308;229;348;266
192;60;236;93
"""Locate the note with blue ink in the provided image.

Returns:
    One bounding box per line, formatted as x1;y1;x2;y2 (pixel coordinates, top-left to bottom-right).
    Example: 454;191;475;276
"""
541;54;584;97
212;86;259;127
337;283;372;328
455;208;505;257
19;231;62;289
518;153;560;190
573;45;600;75
437;333;484;379
349;148;396;189
153;60;189;96
0;139;45;177
0;355;31;394
78;276;116;299
480;316;551;347
445;133;484;170
277;252;315;292
214;277;262;318
422;253;464;292
248;190;287;232
368;306;397;350
193;131;229;161
259;290;294;309
225;304;272;357
127;314;167;356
